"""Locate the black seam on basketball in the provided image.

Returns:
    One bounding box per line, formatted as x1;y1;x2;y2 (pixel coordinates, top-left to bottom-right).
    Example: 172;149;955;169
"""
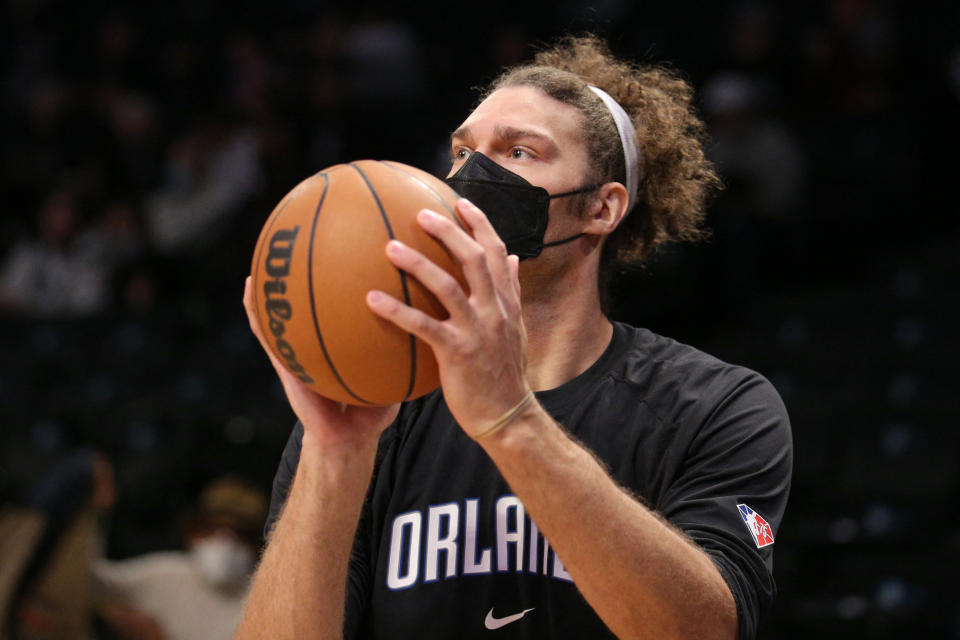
323;163;350;176
350;162;418;402
308;172;376;405
252;180;306;327
378;160;466;230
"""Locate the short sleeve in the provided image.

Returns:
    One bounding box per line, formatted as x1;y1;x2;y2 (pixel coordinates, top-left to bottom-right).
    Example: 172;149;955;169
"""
656;371;792;640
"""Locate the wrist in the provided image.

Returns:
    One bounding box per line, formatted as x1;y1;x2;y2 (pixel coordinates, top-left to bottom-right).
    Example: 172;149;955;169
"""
471;390;537;441
299;432;379;484
301;428;380;459
474;398;552;453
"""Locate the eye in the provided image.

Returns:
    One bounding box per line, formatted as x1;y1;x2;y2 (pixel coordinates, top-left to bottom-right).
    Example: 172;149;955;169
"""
509;147;532;160
452;148;470;160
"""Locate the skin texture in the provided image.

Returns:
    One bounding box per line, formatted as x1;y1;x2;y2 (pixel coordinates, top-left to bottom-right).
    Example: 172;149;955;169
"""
236;86;737;640
236;278;399;640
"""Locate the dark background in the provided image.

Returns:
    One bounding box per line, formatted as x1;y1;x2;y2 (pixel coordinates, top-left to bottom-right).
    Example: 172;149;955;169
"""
0;0;957;636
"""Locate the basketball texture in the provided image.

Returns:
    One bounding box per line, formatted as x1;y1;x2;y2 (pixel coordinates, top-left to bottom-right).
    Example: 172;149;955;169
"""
250;160;466;406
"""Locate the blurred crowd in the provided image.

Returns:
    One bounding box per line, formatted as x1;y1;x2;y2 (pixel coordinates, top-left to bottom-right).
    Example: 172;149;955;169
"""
0;0;956;638
2;455;265;639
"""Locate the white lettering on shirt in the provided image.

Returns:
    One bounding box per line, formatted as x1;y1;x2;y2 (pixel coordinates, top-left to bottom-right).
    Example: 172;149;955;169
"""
425;503;459;582
384;495;574;589
386;511;421;590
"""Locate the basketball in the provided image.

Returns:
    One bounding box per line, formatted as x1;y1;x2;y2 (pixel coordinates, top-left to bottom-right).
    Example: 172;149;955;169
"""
249;160;466;406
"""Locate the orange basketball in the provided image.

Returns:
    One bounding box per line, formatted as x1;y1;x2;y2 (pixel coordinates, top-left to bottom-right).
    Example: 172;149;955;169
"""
249;160;466;406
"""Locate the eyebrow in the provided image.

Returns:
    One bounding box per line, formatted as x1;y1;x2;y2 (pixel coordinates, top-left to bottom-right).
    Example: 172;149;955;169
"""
450;125;474;145
450;124;559;156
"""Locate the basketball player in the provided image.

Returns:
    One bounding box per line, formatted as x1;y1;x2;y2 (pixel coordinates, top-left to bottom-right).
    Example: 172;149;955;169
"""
236;35;792;640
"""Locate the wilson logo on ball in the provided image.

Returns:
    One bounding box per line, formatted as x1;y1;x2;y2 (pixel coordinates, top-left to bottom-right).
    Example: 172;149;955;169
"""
249;160;467;406
263;225;314;384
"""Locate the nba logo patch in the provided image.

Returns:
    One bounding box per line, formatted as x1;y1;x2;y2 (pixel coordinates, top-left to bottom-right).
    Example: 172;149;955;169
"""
737;504;774;548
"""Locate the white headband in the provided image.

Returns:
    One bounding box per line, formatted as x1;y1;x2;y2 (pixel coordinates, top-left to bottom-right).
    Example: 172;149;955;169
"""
588;85;641;214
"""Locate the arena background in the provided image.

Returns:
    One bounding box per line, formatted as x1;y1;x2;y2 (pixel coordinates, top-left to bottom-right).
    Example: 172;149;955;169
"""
0;0;956;636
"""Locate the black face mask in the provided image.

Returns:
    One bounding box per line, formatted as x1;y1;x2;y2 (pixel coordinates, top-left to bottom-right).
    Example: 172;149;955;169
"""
444;152;601;259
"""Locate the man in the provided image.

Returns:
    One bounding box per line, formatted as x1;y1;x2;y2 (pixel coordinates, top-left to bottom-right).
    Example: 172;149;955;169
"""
237;35;791;640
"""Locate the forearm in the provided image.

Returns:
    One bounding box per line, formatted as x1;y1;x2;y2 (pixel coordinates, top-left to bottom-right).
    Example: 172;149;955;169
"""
235;436;377;640
480;407;737;640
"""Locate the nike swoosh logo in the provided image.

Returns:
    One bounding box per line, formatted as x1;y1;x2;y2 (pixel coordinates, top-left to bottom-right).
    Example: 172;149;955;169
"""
484;607;535;630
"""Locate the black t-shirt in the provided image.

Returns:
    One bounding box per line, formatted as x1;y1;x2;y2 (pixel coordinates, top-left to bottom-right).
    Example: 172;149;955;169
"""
266;322;793;639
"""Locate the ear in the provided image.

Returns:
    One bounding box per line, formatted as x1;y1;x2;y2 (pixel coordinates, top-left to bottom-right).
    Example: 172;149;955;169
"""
582;182;629;237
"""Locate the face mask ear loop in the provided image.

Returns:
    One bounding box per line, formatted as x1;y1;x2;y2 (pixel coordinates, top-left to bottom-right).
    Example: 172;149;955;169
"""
540;184;602;250
541;232;586;249
548;183;604;200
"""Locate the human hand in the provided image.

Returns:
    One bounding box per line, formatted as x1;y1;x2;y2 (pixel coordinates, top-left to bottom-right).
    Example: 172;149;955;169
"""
243;277;399;450
365;199;533;439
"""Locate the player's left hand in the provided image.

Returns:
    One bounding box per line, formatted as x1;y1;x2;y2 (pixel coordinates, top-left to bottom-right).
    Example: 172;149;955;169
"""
365;198;533;439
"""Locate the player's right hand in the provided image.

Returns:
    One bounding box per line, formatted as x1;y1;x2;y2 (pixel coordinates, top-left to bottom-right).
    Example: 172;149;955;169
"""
243;276;399;450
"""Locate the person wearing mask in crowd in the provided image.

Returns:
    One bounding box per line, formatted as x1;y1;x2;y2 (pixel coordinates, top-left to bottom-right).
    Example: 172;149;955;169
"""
237;34;792;640
94;476;266;640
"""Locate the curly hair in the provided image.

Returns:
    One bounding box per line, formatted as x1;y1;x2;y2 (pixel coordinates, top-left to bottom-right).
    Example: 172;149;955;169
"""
485;35;720;288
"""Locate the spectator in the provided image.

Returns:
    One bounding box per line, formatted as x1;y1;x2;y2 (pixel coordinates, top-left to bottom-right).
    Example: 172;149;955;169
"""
0;189;111;317
93;476;268;640
703;71;804;220
701;71;805;296
2;450;113;640
145;122;263;255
